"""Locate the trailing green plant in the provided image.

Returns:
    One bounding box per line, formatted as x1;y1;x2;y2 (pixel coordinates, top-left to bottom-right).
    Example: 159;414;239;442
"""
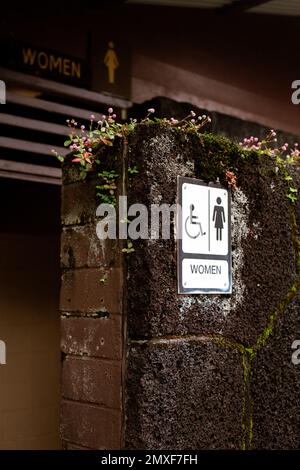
96;169;118;205
128;165;139;176
121;240;135;254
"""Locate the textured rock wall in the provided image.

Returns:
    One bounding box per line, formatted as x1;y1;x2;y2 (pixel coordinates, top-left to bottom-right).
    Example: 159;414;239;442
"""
125;124;300;450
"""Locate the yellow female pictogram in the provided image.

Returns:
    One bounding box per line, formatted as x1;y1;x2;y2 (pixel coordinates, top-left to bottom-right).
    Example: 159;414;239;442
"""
104;41;119;84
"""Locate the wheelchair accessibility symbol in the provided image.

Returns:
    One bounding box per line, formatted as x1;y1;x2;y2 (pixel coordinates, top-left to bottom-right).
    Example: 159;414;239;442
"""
185;204;206;239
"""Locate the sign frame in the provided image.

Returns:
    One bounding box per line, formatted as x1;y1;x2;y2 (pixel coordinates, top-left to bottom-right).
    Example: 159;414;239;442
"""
177;176;232;295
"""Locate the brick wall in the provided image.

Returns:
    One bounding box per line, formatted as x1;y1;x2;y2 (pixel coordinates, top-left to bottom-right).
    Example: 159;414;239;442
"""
60;169;124;450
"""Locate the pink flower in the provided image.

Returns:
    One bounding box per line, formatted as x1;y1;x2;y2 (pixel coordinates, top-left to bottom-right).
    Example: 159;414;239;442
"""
90;114;95;120
108;107;113;114
190;111;196;117
147;108;155;114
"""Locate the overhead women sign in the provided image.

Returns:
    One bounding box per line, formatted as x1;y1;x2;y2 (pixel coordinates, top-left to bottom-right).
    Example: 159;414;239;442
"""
2;37;131;98
3;40;88;88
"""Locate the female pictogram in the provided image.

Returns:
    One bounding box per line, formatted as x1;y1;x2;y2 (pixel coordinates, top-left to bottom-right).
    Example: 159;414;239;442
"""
104;41;119;84
212;197;225;241
185;204;206;239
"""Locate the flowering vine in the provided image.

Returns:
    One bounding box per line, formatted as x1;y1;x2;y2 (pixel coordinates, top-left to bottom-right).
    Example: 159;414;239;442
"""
53;108;212;204
53;108;299;204
53;107;212;172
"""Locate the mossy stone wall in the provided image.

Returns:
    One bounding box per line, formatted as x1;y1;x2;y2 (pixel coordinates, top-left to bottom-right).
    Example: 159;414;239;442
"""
125;124;300;450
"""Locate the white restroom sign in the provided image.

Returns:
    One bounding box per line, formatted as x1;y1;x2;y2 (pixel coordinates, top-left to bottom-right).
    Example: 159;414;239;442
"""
178;176;232;294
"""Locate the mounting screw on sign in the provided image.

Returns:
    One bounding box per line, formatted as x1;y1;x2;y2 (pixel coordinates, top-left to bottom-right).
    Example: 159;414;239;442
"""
177;176;232;294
